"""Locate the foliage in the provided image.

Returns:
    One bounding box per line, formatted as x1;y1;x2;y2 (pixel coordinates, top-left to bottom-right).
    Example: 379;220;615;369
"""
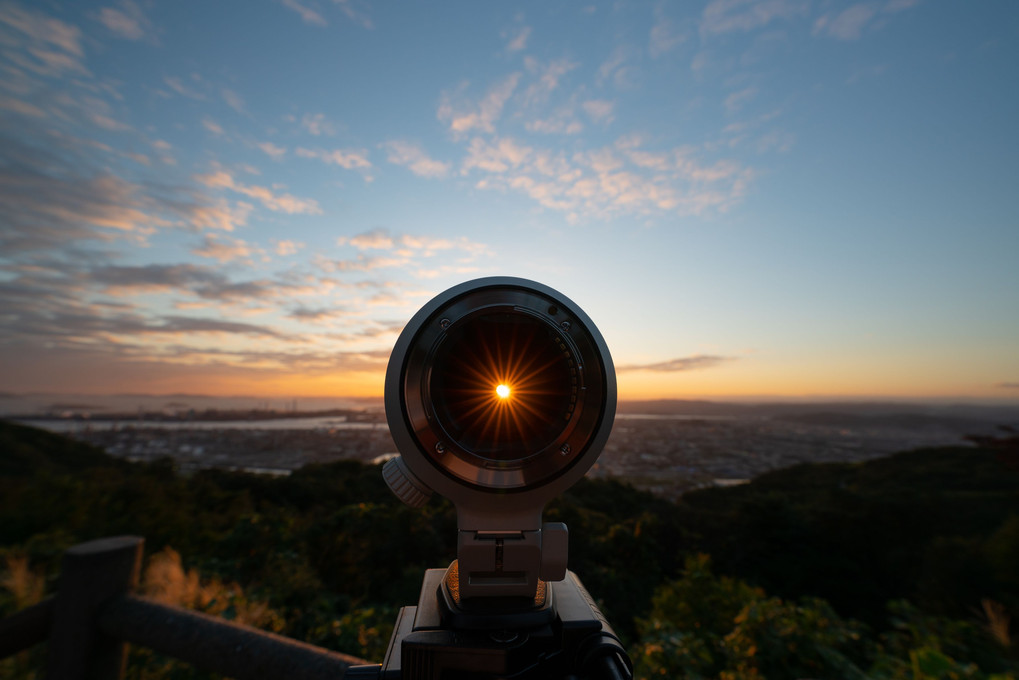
2;420;1019;678
635;554;870;680
635;557;1017;680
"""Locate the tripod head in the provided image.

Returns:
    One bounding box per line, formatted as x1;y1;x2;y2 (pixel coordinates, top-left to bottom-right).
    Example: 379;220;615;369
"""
382;277;616;603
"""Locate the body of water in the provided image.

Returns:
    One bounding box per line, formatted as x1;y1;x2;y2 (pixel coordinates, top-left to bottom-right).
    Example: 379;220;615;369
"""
11;416;384;433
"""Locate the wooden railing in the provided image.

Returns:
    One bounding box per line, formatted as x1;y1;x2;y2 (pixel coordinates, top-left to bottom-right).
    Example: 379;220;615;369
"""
0;536;369;679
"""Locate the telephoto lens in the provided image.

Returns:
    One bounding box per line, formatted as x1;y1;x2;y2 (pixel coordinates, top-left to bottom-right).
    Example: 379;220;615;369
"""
383;276;615;602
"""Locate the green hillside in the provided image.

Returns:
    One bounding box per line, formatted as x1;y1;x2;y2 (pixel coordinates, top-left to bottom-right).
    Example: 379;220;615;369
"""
1;420;1017;679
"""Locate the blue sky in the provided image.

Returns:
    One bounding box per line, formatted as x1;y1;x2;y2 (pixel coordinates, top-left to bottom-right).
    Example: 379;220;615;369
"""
0;0;1016;401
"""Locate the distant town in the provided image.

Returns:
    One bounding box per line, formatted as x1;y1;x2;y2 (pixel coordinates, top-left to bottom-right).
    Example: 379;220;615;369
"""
5;396;1018;500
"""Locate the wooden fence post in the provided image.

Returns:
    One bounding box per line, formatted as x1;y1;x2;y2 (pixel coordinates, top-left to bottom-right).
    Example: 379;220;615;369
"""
46;536;144;680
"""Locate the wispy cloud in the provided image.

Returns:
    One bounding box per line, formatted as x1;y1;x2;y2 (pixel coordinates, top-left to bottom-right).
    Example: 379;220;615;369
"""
596;45;640;89
296;147;372;175
650;3;686;58
97;1;154;41
338;227;394;250
257;141;287;159
90;263;275;301
328;228;492;275
522;57;577;104
700;0;808;36
812;4;877;41
280;0;327;26
334;0;373;29
164;75;206;100
461;135;753;221
299;112;335;136
191;234;265;263
0;3;87;77
338;228;490;258
438;73;520;136
812;0;920;41
201;118;224;135
272;239;304;256
582;99;615;124
725;86;758;114
195;169;322;215
221;88;245;113
505;25;531;52
617;355;736;372
288;306;347;322
380;140;450;178
316;253;410;272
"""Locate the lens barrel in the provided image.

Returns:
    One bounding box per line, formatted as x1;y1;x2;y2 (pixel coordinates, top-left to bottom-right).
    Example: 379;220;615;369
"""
386;278;615;495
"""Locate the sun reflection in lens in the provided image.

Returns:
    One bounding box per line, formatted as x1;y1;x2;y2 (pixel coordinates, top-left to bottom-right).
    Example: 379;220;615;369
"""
429;313;575;458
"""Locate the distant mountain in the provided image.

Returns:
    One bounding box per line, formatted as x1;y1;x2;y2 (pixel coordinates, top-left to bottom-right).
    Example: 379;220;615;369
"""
617;398;1019;426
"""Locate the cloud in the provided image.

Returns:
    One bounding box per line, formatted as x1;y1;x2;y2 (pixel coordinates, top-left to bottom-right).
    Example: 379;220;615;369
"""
523;57;577;104
164;76;206;100
0;3;87;78
191;234;263;263
505;25;531;52
725;86;758;114
525;111;584;135
0;130;266;256
650;3;686;58
316;254;410;272
187;200;252;232
0;3;84;57
398;234;490;258
98;1;153;41
257;141;287;159
151;316;282;337
300;112;335;136
0;162;167;253
280;0;327;26
700;0;808;36
331;229;491;267
617;355;735;372
221;89;245;113
195;169;322;215
812;4;877;41
272;239;304;256
88;264;286;304
202;118;224;135
288;306;346;322
380;140;450;178
333;0;373;30
296;147;372;171
0;96;47;117
462;136;532;173
582;99;615;124
438;73;520;136
461;135;753;221
997;383;1019;390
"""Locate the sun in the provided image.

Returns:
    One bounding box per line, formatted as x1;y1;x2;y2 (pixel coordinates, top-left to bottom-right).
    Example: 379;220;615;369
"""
495;383;511;399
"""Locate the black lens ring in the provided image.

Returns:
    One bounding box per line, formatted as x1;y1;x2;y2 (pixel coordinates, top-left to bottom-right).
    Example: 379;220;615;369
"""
425;307;580;462
399;285;608;491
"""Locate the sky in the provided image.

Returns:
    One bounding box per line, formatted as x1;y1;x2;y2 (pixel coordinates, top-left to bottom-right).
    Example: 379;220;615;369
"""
0;0;1017;403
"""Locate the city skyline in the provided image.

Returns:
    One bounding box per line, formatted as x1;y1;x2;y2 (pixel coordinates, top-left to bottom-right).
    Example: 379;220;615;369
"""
1;1;1017;402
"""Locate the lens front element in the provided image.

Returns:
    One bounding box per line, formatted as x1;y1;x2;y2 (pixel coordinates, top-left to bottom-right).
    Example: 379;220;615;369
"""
394;282;612;492
429;312;575;462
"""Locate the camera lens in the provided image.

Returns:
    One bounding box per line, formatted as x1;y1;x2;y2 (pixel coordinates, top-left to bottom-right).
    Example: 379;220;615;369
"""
428;312;574;461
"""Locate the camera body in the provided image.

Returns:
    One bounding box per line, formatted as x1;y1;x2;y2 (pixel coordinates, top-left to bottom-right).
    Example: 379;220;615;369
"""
383;277;616;601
